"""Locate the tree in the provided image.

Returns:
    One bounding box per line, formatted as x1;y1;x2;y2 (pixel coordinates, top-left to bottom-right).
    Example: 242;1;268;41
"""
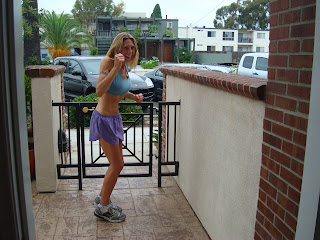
213;0;270;30
72;0;125;33
22;0;41;66
151;4;162;18
39;11;93;59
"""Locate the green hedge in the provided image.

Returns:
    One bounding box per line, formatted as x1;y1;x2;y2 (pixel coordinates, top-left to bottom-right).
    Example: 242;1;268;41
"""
68;93;143;128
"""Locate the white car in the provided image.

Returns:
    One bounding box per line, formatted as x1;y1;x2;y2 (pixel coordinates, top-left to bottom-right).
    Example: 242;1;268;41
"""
237;53;269;79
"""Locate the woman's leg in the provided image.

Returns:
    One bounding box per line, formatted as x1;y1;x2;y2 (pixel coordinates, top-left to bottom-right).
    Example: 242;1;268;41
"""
99;139;124;206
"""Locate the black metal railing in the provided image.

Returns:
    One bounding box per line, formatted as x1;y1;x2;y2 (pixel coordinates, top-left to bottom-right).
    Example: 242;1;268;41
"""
158;101;181;187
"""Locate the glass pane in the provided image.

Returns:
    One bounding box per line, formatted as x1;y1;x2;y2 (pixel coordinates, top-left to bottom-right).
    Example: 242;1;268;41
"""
256;57;268;71
243;56;254;69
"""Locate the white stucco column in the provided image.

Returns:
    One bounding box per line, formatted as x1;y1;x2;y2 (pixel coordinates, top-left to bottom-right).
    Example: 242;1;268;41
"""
26;65;65;192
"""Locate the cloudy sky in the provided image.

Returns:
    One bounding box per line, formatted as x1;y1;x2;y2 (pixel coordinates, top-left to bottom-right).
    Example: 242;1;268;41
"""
37;0;236;27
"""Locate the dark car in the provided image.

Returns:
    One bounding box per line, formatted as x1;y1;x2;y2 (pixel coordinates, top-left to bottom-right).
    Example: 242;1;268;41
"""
53;56;154;101
144;63;232;101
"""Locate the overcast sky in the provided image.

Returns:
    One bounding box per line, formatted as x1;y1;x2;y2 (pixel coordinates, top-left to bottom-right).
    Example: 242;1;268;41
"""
37;0;236;28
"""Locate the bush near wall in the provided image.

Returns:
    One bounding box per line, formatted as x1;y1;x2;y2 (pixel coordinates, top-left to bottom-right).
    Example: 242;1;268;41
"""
68;94;143;128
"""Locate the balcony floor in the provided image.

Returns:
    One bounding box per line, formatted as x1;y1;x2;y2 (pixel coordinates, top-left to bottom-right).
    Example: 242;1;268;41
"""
31;165;211;239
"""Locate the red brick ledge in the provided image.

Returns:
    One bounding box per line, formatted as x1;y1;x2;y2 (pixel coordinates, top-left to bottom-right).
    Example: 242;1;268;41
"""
160;67;267;101
25;65;65;78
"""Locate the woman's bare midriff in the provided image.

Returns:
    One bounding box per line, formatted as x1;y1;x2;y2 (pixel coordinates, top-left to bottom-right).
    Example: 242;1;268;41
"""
95;92;124;116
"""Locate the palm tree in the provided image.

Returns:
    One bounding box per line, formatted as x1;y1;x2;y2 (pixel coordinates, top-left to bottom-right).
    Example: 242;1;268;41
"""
39;11;93;59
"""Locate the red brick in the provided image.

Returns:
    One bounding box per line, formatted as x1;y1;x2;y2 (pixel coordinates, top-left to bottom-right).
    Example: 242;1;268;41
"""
255;222;272;240
272;122;293;140
254;231;263;240
262;143;271;156
261;166;269;181
291;159;304;176
298;101;310;114
258;199;275;222
268;68;276;79
269;55;288;67
256;211;265;225
265;107;284;123
291;23;315;38
285;212;298;231
298;102;309;114
267;81;287;94
270;0;289;13
269;172;288;195
302;6;316;21
278;40;300;53
260;178;278;199
270;14;278;27
282;140;306;161
293;131;307;146
271;148;291;168
288;186;301;204
270;26;289;40
277;69;298;82
289;55;313;68
275;96;297;111
284;113;308;131
291;0;316;8
262;155;280;174
301;39;315;52
264;119;272;131
263;132;282;149
275;216;295;239
278;10;300;25
265;218;283;240
277;192;299;217
260;188;267;202
300;70;312;84
266;93;275;105
287;84;311;100
280;167;302;190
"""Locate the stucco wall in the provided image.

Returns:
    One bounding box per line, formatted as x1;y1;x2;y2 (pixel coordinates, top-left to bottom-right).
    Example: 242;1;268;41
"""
165;73;266;239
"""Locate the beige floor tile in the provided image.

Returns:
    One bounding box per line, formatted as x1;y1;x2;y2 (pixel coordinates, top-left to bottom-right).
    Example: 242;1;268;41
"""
78;215;97;235
130;187;165;196
34;217;58;236
111;194;134;210
153;226;194;240
132;195;158;216
36;234;54;240
36;206;66;219
128;177;158;189
97;220;124;238
124;228;156;240
55;217;79;236
64;205;93;217
122;216;162;230
152;194;180;210
189;226;211;240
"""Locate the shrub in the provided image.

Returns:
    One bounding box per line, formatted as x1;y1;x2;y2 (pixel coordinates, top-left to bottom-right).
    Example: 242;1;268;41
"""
68;94;143;128
90;47;98;55
41;56;52;65
174;47;193;63
119;27;128;33
140;56;159;69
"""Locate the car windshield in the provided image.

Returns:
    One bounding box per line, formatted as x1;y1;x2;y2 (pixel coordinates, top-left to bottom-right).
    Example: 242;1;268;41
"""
82;59;102;75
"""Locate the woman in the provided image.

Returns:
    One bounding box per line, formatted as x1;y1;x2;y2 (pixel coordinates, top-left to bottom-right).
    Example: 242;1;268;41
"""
89;32;143;222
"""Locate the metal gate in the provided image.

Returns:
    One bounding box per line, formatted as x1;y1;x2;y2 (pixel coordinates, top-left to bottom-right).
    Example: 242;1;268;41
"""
53;101;180;189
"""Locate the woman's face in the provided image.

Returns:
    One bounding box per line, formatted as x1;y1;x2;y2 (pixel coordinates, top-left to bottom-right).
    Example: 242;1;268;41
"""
121;39;135;63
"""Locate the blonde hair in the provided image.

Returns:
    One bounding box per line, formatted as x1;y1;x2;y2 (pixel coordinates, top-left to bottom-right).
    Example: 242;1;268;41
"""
106;32;139;69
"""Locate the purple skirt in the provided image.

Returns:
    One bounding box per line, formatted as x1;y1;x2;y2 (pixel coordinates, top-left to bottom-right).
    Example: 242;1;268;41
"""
89;110;124;145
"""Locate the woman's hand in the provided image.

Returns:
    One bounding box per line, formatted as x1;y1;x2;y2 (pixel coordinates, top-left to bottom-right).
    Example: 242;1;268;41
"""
114;53;125;70
134;93;143;103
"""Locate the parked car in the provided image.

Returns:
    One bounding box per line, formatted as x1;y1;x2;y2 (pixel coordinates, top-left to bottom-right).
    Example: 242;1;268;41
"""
144;63;233;101
237;53;269;79
53;56;154;101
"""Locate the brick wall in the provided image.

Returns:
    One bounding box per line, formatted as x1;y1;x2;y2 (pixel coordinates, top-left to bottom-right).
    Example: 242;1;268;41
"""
255;0;316;239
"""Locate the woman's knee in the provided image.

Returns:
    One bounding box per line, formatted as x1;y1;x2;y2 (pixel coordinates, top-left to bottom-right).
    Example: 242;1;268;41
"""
111;158;124;173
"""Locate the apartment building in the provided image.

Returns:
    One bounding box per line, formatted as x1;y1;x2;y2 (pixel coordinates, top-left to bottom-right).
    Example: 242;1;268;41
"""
179;26;269;53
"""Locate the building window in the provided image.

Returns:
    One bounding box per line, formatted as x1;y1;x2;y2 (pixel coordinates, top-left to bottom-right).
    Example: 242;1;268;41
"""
167;22;173;28
256;47;265;52
223;32;234;41
257;33;265;39
207;46;215;51
197;44;203;46
238;47;249;52
223;46;233;52
208;31;216;37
